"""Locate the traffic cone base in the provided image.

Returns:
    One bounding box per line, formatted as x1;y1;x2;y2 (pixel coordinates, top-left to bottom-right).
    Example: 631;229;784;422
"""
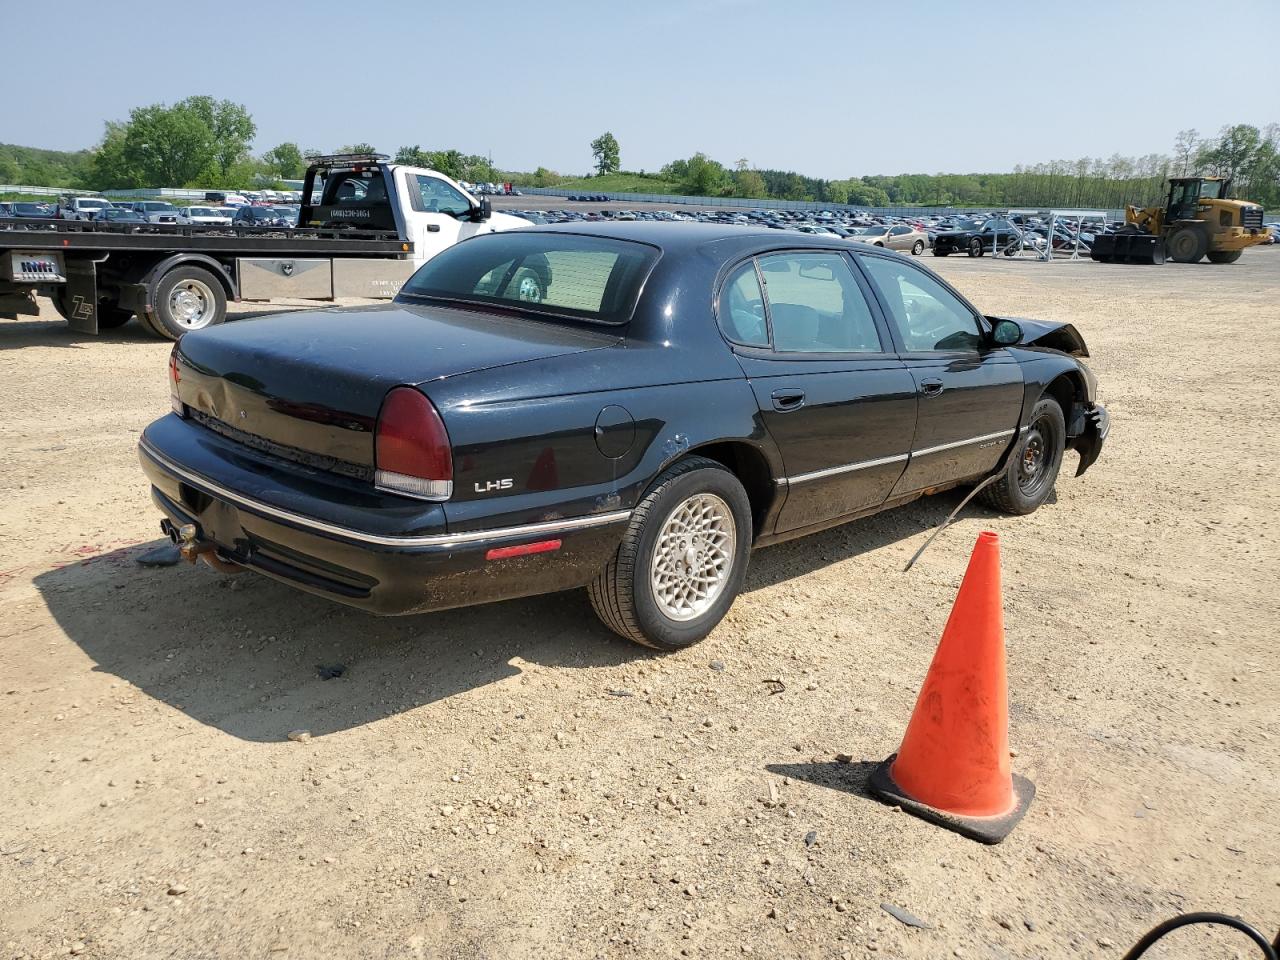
870;752;1035;844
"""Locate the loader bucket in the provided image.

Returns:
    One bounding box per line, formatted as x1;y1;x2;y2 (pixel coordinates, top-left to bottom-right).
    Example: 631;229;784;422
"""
1090;232;1166;265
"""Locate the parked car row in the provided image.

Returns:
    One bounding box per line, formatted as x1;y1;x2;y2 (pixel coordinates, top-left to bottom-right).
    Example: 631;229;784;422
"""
503;205;1117;259
0;196;303;230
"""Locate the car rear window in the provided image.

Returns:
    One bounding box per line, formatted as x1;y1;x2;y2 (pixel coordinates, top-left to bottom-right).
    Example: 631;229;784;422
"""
397;232;660;325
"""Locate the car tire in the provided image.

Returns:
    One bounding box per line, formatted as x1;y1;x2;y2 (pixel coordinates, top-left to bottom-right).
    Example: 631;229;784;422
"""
1167;226;1208;263
874;241;885;247
967;238;984;258
980;397;1067;516
1206;250;1242;264
150;266;227;340
588;455;752;650
911;240;925;256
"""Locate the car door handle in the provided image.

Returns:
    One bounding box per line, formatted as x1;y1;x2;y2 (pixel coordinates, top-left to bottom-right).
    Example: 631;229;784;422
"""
919;379;945;398
770;389;805;412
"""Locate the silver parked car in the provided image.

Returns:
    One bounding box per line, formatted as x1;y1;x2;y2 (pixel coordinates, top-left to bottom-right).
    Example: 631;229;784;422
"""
129;201;185;224
849;223;929;255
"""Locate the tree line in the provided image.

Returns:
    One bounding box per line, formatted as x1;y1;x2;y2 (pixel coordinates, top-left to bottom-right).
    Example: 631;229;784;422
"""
3;100;1277;211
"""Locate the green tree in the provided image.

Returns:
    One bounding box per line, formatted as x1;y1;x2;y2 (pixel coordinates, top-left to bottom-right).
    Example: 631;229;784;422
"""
337;142;378;155
532;166;559;187
734;169;766;199
186;96;255;177
262;142;305;179
394;145;431;166
590;132;620;175
88;97;255;187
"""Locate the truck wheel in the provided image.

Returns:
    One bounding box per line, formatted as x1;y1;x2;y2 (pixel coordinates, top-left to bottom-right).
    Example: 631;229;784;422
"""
1166;226;1208;263
1206;250;1242;264
967;238;984;257
151;266;226;339
51;290;134;329
509;267;545;304
911;240;925;256
979;397;1066;516
588;456;752;650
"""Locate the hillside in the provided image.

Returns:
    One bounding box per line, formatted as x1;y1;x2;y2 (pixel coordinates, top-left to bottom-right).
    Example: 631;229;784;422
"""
0;143;93;187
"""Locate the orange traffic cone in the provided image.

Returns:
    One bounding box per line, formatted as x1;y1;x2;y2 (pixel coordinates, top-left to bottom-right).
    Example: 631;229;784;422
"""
869;530;1034;844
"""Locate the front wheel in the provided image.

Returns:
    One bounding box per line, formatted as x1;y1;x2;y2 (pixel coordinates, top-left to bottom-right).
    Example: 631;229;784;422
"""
1166;226;1208;263
589;456;752;650
911;240;925;256
980;398;1066;515
967;238;984;258
1206;250;1242;264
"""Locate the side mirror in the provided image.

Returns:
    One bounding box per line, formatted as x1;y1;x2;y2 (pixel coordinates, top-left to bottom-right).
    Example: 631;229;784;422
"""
472;198;492;223
990;318;1023;346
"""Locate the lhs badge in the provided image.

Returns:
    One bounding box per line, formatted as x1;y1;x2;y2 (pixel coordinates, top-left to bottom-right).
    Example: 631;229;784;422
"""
281;262;295;277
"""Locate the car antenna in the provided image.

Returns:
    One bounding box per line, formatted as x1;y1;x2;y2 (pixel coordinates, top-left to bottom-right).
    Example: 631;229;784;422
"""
902;474;1000;573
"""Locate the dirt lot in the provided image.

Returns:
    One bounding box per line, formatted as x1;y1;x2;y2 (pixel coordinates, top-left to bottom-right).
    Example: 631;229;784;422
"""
1;251;1277;960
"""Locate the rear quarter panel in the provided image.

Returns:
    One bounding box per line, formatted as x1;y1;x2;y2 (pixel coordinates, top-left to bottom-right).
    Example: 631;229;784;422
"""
426;340;780;533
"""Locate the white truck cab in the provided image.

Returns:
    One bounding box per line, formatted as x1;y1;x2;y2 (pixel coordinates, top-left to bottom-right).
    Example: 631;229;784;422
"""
302;153;528;270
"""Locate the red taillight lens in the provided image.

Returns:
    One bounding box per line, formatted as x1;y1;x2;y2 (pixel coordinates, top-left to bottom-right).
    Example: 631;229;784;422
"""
168;348;184;416
374;387;453;501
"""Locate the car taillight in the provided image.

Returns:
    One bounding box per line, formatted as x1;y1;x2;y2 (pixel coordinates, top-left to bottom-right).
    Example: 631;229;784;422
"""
168;348;184;416
374;387;453;501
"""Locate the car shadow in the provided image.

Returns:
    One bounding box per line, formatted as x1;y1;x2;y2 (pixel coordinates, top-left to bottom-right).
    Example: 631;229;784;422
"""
32;490;994;743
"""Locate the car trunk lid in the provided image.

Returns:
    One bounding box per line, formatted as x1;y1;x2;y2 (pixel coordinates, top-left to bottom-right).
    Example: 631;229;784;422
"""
174;302;617;470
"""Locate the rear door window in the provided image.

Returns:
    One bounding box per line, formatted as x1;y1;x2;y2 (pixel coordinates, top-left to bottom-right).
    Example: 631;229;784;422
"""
757;252;882;353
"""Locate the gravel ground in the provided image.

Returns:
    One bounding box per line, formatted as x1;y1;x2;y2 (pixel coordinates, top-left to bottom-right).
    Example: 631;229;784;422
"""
1;250;1277;959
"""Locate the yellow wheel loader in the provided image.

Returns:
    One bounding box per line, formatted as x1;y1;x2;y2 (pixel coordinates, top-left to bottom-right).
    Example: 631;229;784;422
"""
1091;177;1271;264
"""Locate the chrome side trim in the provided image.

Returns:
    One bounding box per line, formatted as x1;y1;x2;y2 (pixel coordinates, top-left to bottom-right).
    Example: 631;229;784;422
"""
779;452;909;486
139;439;631;548
911;428;1016;458
774;428;1018;486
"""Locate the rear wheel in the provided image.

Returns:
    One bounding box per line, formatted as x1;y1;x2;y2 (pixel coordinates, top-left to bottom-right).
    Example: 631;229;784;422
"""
911;239;925;256
1166;226;1208;263
588;456;752;650
150;266;227;340
1206;250;1242;264
51;289;134;329
509;267;545;303
980;397;1066;515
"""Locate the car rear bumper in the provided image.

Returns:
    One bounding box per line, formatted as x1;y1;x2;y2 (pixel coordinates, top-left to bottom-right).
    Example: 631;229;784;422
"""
138;418;630;615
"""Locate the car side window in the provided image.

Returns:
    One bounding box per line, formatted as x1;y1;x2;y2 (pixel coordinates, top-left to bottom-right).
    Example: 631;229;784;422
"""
413;175;471;216
757;253;881;353
860;257;982;352
718;261;769;347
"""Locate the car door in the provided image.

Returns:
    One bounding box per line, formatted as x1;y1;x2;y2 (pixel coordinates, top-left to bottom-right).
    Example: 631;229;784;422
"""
889;225;912;250
856;253;1023;495
403;172;487;265
721;251;917;535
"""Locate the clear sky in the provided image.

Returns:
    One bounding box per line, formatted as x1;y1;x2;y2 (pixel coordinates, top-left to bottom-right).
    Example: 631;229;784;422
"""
2;0;1277;178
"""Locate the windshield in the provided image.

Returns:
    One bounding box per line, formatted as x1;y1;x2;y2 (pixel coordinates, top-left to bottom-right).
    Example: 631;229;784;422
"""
397;232;660;326
187;207;216;216
79;199;110;209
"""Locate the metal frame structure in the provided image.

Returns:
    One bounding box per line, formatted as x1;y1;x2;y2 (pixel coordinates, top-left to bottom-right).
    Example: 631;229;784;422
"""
1002;209;1110;262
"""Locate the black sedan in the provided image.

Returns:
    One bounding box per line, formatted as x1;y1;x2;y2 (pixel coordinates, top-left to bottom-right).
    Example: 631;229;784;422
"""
138;224;1108;649
933;217;1041;258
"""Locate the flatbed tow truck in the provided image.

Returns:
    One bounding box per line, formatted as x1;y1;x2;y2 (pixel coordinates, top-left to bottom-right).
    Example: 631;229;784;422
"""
0;154;529;339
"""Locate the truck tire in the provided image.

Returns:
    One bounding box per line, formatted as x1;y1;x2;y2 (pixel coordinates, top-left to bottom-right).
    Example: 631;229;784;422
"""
1166;226;1208;263
588;456;752;650
150;266;227;339
1206;250;1242;264
51;290;134;329
509;267;545;303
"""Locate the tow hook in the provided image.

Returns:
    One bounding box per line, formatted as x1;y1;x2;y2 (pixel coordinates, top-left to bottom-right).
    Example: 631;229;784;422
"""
160;519;243;574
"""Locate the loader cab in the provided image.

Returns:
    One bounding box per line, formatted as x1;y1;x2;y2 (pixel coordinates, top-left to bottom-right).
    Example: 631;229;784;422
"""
1166;177;1229;222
